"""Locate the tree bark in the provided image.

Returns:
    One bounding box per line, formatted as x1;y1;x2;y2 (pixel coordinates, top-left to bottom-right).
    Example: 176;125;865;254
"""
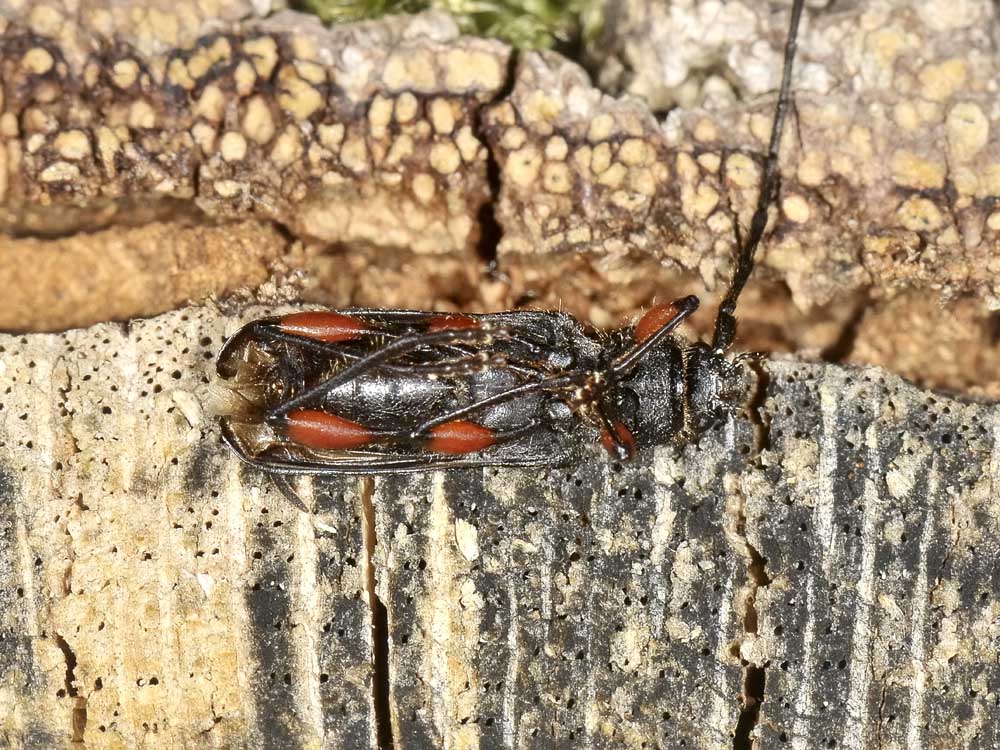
2;1;1000;747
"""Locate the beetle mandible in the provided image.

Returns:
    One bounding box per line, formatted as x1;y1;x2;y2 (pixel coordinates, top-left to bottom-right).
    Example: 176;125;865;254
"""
217;0;805;476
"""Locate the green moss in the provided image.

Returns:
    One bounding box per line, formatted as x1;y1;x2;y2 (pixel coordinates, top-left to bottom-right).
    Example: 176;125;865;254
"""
294;0;603;49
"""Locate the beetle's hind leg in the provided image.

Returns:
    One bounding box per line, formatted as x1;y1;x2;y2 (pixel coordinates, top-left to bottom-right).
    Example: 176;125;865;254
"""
612;296;700;375
408;371;582;441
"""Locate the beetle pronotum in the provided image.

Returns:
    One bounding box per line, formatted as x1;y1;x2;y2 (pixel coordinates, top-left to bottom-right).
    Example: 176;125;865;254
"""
217;0;805;476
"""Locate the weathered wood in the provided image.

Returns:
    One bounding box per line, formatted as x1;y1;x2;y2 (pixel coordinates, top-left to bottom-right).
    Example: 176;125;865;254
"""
2;305;998;748
0;306;374;748
2;1;1000;397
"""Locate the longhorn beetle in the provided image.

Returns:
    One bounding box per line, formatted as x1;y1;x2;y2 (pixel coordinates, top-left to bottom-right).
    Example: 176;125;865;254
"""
217;0;805;476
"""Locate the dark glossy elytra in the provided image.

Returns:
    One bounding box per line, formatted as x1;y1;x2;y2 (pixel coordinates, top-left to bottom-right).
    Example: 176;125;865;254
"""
216;0;805;476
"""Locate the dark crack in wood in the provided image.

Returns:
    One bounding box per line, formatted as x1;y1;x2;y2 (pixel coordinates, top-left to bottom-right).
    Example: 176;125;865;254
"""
362;477;394;748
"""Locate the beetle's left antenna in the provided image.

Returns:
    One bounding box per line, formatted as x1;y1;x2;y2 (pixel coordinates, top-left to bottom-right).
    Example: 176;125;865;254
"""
712;0;805;352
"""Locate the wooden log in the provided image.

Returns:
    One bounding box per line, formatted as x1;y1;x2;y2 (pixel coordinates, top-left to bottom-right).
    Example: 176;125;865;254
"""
3;2;1000;747
2;304;997;748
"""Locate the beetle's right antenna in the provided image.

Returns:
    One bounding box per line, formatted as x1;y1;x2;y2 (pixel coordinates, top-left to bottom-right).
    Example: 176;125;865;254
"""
712;0;805;352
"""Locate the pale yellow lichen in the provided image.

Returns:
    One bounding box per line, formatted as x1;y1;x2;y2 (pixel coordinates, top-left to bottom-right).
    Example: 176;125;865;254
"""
26;133;45;154
893;101;921;131
29;4;64;36
112;59;140;89
520;90;563;133
500;127;526;151
128;100;156;129
245;36;279;79
95;126;122;172
195;84;226;123
190;122;216;154
587;114;614;143
83;61;101;88
627;167;656;197
571;145;591;174
542;162;572;194
295;61;326;86
167;58;195;90
234;60;257;97
897;196;943;232
890;150;945;190
697;153;721;174
797;151;827;187
0;113;18;138
429;99;455;135
385;134;414;166
443;49;501;91
945;102;989;163
189;37;232;79
412;173;436;204
866;26;911;71
618;139;650;167
40;161;80;182
725;153;759;189
693;118;718;143
319;123;345;150
394;93;419;124
544;136;568;162
278;70;323;120
53;130;91;161
918;59;967;102
429;141;461;174
455;126;480;163
220;131;248;162
597;162;626;188
507;146;542;187
339;135;368;173
591;143;612;175
243;96;275;144
22;47;54;75
384;50;436;91
270;127;303;169
781;194;811;224
748;113;771;145
675;152;699;182
213;179;242;197
369;95;394;136
689;183;719;219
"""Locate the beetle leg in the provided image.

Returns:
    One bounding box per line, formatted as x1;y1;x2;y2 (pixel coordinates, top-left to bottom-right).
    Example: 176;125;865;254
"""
611;295;700;376
408;372;581;439
270;474;312;513
231;324;498;379
593;406;636;461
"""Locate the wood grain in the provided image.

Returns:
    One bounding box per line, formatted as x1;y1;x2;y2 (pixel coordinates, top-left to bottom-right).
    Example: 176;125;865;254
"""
2;305;997;748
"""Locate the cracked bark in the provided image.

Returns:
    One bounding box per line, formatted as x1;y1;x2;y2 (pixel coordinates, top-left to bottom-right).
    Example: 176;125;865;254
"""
2;2;1000;393
362;476;395;749
2;1;1000;748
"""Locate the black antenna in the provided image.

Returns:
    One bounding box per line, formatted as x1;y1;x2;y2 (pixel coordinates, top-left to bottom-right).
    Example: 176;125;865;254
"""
712;0;805;352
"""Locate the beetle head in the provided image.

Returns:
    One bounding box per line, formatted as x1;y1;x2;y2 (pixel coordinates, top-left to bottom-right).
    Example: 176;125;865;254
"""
683;343;751;435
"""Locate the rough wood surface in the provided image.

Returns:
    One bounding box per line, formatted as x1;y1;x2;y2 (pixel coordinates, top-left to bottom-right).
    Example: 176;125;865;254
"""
2;304;998;748
3;1;1000;748
2;1;999;395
